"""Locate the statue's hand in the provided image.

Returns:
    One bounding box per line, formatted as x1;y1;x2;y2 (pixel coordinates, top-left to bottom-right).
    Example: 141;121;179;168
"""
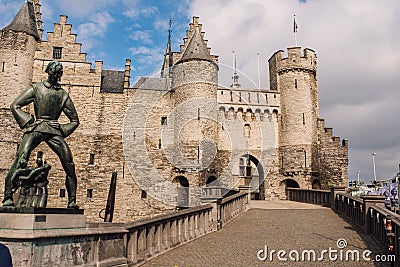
23;115;35;129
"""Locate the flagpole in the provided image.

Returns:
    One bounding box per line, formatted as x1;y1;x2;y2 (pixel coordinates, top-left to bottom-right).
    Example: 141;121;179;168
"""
257;53;261;89
293;14;298;46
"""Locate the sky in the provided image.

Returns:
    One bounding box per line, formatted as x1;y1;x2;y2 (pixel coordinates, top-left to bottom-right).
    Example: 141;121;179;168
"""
1;0;400;183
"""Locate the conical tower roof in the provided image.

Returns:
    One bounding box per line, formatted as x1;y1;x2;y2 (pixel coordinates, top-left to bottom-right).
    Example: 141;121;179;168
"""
177;18;212;64
2;1;39;40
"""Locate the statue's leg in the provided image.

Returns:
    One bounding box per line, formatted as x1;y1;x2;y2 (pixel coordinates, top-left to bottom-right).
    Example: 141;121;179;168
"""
3;132;42;206
46;136;78;208
38;186;48;208
16;187;27;207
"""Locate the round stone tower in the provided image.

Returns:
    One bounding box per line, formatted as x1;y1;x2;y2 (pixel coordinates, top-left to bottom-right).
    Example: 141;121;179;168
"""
170;17;219;174
268;47;319;183
0;1;40;109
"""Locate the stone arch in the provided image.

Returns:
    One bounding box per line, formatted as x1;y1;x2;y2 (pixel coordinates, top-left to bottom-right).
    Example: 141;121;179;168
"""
173;176;189;207
206;176;219;186
219;106;226;112
272;109;279;115
255;108;261;113
312;179;321;189
238;154;265;200
279;179;300;199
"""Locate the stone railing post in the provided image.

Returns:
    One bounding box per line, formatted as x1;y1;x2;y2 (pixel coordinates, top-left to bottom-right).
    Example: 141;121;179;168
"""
361;195;386;233
330;186;346;210
239;185;251;201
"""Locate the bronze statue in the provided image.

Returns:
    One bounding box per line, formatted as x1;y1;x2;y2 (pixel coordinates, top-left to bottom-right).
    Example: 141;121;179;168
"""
14;152;51;208
2;61;79;208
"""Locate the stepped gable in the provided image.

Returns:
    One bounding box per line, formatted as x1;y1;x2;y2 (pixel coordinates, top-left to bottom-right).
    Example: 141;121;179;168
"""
177;17;212;63
2;1;39;40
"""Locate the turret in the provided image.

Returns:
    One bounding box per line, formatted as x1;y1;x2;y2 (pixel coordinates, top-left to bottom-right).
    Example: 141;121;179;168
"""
170;16;219;171
268;47;319;174
0;0;40;109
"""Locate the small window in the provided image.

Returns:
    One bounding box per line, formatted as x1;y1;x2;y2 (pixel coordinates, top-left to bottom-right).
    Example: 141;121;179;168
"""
303;113;305;125
239;92;242;102
230;91;233;101
141;190;147;199
53;47;62;59
89;153;95;165
161;116;167;126
87;189;93;198
295;79;298;89
248;93;251;102
158;139;162;149
221;91;224;95
59;189;66;198
1;62;4;72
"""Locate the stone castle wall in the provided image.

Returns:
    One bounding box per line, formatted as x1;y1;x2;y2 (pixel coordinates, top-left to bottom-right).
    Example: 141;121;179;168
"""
0;8;349;221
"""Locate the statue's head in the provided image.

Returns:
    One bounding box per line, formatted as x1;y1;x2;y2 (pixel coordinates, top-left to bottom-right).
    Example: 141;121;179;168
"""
45;61;63;84
18;158;27;168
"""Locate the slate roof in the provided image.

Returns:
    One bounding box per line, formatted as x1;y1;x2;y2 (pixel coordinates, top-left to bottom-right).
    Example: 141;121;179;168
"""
133;77;168;91
100;70;125;93
177;26;212;64
2;1;40;40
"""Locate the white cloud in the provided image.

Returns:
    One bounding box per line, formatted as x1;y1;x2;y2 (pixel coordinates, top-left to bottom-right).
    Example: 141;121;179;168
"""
123;6;159;19
77;12;115;51
129;30;153;44
188;0;400;180
0;0;25;28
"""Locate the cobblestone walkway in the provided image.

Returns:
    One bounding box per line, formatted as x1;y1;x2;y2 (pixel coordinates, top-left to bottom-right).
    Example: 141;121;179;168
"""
141;201;394;267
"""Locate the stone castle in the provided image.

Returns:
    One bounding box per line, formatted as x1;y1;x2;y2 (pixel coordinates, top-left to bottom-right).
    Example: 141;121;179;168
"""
0;1;348;222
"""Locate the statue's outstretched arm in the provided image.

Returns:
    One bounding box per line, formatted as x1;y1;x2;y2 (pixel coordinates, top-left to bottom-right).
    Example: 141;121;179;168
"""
10;85;35;129
60;96;80;137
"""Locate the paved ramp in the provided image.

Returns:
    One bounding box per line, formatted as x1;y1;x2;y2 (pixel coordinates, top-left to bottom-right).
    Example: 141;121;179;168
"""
141;201;393;267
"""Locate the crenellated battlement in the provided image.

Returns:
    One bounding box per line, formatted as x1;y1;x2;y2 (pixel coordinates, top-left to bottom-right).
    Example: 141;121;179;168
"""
269;47;317;75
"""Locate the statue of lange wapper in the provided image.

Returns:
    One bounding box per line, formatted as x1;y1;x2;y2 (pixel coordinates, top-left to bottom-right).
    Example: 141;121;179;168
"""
2;61;79;208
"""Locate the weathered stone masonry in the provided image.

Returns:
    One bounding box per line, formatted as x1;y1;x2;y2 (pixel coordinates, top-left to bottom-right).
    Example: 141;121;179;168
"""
0;1;348;222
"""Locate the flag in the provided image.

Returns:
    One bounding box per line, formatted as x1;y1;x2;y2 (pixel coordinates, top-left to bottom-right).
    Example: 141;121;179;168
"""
293;16;298;33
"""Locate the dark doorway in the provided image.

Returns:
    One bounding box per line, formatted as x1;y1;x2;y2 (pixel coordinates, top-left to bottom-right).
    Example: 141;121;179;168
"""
312;179;321;189
173;176;189;208
239;154;265;200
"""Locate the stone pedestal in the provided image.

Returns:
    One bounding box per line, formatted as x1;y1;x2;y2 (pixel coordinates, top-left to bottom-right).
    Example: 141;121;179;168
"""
0;207;85;230
0;207;128;267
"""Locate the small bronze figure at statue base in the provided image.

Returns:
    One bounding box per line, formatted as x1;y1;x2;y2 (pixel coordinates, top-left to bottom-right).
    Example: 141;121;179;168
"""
11;151;51;208
2;61;80;209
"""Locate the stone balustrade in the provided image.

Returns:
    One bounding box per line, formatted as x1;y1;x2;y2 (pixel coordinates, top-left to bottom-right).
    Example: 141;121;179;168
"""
125;204;215;265
286;187;400;262
0;191;250;266
368;205;400;259
287;188;331;207
218;192;249;227
334;192;365;228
